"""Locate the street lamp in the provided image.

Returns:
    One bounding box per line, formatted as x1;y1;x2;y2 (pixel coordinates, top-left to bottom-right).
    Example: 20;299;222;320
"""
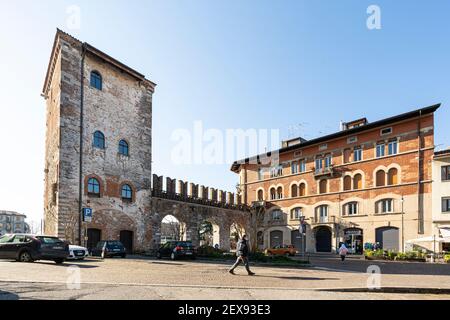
401;195;405;253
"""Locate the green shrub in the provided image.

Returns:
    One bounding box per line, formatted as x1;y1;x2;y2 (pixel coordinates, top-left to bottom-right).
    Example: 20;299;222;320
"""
387;251;398;260
444;254;450;263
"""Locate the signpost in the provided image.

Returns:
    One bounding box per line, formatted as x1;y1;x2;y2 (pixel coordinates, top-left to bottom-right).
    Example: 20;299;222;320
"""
299;216;306;261
82;208;93;248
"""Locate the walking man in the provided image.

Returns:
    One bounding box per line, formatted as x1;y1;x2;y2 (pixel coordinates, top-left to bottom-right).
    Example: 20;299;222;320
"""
228;235;255;276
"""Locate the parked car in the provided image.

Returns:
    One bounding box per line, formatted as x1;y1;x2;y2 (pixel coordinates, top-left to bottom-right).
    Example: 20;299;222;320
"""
265;244;297;256
91;240;127;258
68;244;89;260
156;241;196;260
0;234;69;264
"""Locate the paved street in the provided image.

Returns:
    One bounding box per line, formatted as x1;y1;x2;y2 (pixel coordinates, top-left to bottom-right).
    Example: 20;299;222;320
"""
0;256;449;300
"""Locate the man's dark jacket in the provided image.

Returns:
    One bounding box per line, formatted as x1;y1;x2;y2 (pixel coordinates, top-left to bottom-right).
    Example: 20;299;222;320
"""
236;239;249;257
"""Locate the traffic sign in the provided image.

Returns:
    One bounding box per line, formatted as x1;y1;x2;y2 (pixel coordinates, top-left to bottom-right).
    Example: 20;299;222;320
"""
83;208;93;222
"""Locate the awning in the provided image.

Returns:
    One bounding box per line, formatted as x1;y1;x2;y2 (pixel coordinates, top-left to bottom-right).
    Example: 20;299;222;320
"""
440;228;450;238
406;236;446;243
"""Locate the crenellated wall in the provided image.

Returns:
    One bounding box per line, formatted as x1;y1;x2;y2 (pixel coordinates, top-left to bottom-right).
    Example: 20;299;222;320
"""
152;174;240;207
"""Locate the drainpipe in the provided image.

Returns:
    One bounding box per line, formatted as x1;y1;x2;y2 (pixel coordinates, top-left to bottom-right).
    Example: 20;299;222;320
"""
417;110;424;235
78;44;87;246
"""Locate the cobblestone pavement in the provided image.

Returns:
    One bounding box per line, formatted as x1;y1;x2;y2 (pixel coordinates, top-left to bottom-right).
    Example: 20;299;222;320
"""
0;257;449;300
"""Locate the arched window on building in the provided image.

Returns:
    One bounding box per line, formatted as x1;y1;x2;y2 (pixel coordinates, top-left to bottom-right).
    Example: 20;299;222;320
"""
353;174;363;190
119;140;129;156
93;131;105;149
88;178;100;197
291;184;298;198
257;190;264;201
291;207;303;220
376;170;386;187
343;202;358;216
299;183;306;197
121;184;132;201
277;187;283;199
271;210;283;221
387;168;398;185
319;180;327;194
270;188;276;200
316;205;329;223
343;176;352;191
375;198;394;214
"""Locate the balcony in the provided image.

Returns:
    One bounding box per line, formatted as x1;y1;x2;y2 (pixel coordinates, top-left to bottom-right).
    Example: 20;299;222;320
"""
311;215;337;225
314;166;334;178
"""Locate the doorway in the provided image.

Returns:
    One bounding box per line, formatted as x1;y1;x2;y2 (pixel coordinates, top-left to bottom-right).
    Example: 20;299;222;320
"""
120;230;134;254
87;228;101;252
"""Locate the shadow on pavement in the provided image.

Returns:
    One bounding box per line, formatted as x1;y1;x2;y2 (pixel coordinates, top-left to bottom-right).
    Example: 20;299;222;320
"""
251;275;338;281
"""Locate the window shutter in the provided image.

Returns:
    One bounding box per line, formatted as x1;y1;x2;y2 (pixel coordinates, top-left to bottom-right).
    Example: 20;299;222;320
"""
442;167;446;181
443;199;447;212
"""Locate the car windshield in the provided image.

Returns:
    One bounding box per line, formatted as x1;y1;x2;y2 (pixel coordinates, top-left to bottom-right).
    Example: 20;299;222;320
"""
107;241;123;248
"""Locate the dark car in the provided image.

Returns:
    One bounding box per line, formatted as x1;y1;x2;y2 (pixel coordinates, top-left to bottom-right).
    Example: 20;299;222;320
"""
0;234;69;264
91;240;127;258
156;241;196;260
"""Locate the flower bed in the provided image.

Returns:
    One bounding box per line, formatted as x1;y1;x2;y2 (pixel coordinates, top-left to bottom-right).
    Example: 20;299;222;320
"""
364;250;427;262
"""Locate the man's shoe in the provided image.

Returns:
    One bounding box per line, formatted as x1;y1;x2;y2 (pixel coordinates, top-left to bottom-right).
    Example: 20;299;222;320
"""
228;270;235;275
248;272;255;276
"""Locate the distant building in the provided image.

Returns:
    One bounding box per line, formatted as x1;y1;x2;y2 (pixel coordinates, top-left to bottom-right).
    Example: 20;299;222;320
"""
432;148;450;251
0;211;30;236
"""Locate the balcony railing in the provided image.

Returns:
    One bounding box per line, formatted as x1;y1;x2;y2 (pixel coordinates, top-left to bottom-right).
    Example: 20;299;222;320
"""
314;166;334;177
311;215;337;225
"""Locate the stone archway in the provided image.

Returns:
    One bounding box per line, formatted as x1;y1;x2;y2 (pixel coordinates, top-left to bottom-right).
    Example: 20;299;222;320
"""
314;226;332;253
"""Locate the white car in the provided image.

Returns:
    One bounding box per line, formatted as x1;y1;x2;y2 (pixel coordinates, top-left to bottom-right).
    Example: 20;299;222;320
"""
68;245;89;260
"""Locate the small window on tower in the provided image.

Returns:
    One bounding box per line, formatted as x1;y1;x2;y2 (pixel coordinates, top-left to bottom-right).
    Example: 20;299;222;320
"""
90;71;102;90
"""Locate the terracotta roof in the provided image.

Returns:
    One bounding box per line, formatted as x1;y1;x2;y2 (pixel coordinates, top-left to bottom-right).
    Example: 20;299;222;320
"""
230;103;441;173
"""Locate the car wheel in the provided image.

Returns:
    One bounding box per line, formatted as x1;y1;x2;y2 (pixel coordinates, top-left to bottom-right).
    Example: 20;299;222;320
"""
18;251;33;263
156;252;161;259
54;258;64;265
170;253;177;260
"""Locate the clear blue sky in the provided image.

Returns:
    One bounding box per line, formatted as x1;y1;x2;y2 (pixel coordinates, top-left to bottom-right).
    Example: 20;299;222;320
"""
0;0;449;223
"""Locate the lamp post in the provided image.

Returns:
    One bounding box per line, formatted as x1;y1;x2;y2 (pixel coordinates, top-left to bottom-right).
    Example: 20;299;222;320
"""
401;195;405;253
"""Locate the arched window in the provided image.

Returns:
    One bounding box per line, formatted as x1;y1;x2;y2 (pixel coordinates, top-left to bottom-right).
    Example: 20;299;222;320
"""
270;188;276;200
299;183;306;197
291;184;298;198
316;205;328;223
387;168;398;185
376;198;394;214
277;187;283;199
271;210;283;221
257;190;264;201
376;170;386;187
88;178;100;196
291;207;303;220
343;176;352;191
353;174;363;190
319;180;327;194
93;131;105;149
121;184;132;201
90;71;102;90
343;202;358;216
119;140;129;156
